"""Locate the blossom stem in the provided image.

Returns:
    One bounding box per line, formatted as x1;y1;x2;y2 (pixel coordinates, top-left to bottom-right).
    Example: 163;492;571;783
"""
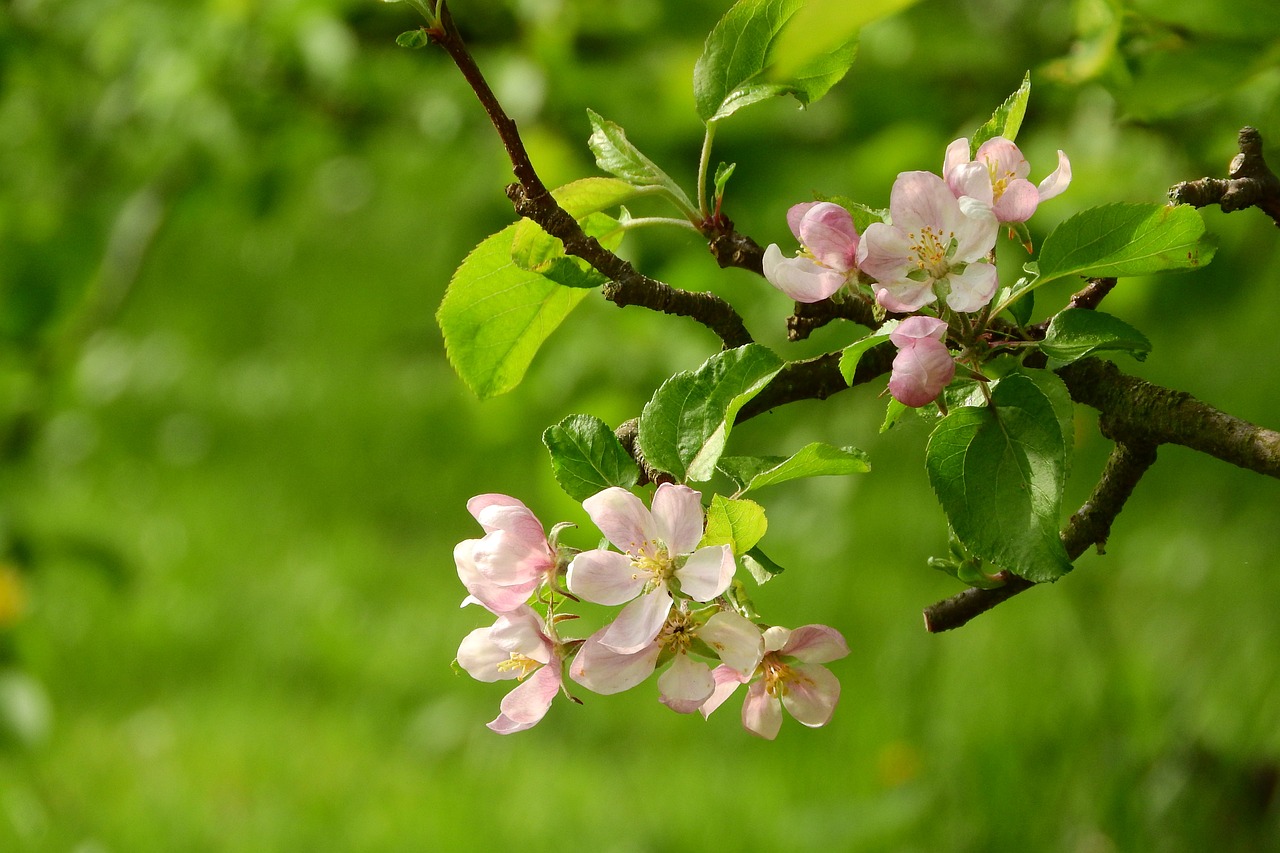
697;123;717;220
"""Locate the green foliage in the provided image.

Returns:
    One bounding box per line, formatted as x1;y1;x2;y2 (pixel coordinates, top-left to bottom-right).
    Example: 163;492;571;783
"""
926;371;1073;583
637;344;783;483
839;321;898;385
1040;309;1152;365
972;71;1031;150
718;443;871;495
542;415;640;502
586;111;697;214
1036;203;1216;284
700;494;768;555
740;545;786;584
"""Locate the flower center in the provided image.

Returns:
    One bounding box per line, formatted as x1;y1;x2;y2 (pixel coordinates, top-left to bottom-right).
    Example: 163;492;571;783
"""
497;654;541;680
908;225;953;279
656;611;696;655
630;542;673;593
986;162;1015;201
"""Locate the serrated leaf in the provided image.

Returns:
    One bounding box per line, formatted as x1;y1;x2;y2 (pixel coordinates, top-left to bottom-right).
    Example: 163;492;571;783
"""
718;443;870;495
925;372;1072;582
972;71;1031;150
586;111;696;212
839;320;898;385
742;545;786;585
700;495;767;556
542;415;640;502
638;345;784;482
1036;203;1217;285
512;211;621;289
1040;309;1152;366
880;396;911;433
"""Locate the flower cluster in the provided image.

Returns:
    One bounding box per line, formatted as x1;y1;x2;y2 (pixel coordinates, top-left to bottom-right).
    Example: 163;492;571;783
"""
453;484;849;738
763;136;1070;408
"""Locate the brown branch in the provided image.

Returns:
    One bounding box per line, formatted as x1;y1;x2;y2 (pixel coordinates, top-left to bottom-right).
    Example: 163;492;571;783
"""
787;296;881;342
1169;126;1280;227
923;439;1158;632
427;3;752;349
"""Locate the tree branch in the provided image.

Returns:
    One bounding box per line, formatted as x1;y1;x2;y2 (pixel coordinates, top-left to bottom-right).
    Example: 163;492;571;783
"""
1169;126;1280;227
427;3;752;349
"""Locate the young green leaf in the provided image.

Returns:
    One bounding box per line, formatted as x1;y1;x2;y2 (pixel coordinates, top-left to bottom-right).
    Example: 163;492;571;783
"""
395;30;430;49
1040;309;1152;365
839;320;899;385
542;415;640;502
718;443;870;495
700;494;768;555
638;344;784;482
972;71;1031;150
1036;203;1217;285
925;372;1073;583
585;111;696;214
742;545;786;585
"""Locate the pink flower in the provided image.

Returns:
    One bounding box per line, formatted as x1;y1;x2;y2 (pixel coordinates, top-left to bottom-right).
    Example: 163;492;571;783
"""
566;485;735;655
944;137;1071;224
456;606;563;734
700;624;849;740
857;171;998;314
762;202;861;303
454;494;557;613
887;316;956;407
570;607;764;713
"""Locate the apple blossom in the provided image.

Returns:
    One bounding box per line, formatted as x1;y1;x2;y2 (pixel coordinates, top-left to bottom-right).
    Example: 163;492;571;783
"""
857;171;999;313
944;136;1071;223
570;606;764;713
700;624;849;740
762;202;861;303
887;315;956;407
566;484;735;655
455;494;558;612
456;605;563;734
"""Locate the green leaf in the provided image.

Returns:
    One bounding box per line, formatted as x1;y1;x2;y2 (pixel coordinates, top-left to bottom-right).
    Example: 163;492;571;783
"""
395;29;430;49
700;495;768;556
1036;203;1217;285
839;320;898;385
972;71;1031;150
880;397;910;433
512;211;621;289
742;545;786;585
586;111;696;213
542;415;640;502
925;372;1073;583
718;443;870;495
692;0;860;123
1040;309;1152;366
638;344;783;482
437;225;592;399
713;161;737;202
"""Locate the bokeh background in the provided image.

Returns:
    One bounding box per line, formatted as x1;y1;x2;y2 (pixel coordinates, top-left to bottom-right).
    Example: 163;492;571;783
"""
2;0;1279;849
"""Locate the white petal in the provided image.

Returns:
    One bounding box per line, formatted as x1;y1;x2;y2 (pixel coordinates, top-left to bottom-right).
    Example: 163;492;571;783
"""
764;249;846;303
488;662;561;733
456;626;517;683
781;624;851;664
650;483;704;555
944;262;998;313
741;680;782;740
658;653;715;714
699;665;748;718
675;545;734;601
943;137;971;179
1036;150;1072;202
583;487;656;553
488;607;552;663
762;625;792;653
569;628;660;695
780;664;841;728
699;610;764;677
600;587;673;654
566;549;645;605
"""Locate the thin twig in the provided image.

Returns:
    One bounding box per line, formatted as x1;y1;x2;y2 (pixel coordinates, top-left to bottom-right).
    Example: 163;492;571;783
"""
1169;126;1280;227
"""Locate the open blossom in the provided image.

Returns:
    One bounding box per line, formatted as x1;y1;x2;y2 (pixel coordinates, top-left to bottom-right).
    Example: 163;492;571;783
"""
857;171;998;314
762;202;860;303
570;607;764;712
700;624;849;740
888;315;956;407
944;136;1071;223
566;484;735;655
454;494;557;612
456;605;562;734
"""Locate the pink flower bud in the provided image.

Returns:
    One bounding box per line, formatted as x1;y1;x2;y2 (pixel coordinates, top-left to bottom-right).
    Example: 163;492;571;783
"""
888;337;956;408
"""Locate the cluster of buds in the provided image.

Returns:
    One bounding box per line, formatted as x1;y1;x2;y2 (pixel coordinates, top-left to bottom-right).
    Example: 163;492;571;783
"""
764;137;1070;408
454;484;849;738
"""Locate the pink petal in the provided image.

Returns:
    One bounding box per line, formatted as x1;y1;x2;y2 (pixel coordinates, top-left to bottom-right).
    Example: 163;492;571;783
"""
699;665;748;718
781;624;851;664
780;663;841;728
675;545;734;602
488;607;552;663
583;487;656;553
569;628;660;694
742;680;783;740
785;202;821;241
470;529;552;586
888;338;955;407
600;587;673;654
950;199;999;263
658;653;715;714
889;315;948;348
887;171;955;235
948;161;993;207
797;202;858;272
699;610;764;677
455;540;538;613
468;496;548;551
1036;150;1071;202
456;626;518;683
855;221;913;286
873;279;937;313
763;247;847;303
991;178;1039;223
650;483;704;556
943;261;998;313
566;549;645;605
943;137;971;179
975;137;1031;180
488;663;561;734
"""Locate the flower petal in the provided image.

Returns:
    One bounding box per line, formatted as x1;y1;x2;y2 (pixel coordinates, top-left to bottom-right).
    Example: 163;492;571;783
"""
764;247;846;303
675;545;734;602
468;496;549;555
569;628;660;694
699;665;748;718
781;624;851;664
889;315;948;348
855;221;912;285
455;540;538;613
888;171;955;234
742;680;783;740
583;487;655;553
488;607;552;663
488;663;561;734
797;202;858;272
975;137;1030;181
658;653;715;714
470;529;552;586
700;610;764;677
873;279;937;313
786;202;820;240
600;587;673;654
991;178;1039;223
888;338;955;408
650;483;704;555
456;625;518;683
566;549;645;605
1036;150;1072;202
943;137;971;178
943;261;998;313
780;663;841;728
762;625;792;654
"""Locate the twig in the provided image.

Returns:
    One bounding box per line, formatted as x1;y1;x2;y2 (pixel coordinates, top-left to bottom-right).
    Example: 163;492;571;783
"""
1169;126;1280;227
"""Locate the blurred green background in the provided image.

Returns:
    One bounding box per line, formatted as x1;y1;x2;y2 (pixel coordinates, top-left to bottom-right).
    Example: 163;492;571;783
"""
2;0;1279;849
